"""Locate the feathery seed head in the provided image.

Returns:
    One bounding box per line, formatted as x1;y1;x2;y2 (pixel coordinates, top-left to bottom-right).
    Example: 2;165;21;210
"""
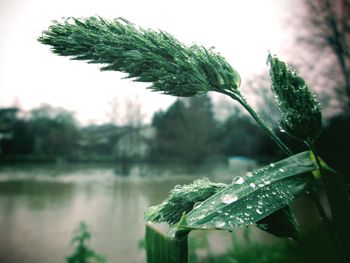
144;178;226;225
267;54;322;142
38;17;241;97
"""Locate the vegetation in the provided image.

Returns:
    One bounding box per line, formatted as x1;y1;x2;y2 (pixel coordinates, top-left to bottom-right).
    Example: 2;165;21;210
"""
66;222;105;263
300;0;350;110
37;16;350;263
0;98;281;165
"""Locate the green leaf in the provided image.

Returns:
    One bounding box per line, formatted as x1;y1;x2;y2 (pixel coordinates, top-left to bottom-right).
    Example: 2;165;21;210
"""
320;165;350;261
172;151;316;235
144;178;226;225
145;224;188;263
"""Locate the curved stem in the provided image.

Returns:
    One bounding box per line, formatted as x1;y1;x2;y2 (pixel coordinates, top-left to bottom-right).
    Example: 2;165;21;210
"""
217;88;293;156
306;141;348;263
236;96;293;156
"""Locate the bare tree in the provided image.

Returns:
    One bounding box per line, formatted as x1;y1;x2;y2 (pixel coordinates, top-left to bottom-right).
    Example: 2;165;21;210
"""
106;97;120;125
106;95;145;127
123;96;144;128
301;0;350;110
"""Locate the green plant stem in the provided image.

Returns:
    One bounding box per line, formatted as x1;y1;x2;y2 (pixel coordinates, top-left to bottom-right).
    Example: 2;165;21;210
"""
218;87;341;262
306;141;348;263
306;142;331;222
146;224;188;263
238;97;293;156
218;89;293;156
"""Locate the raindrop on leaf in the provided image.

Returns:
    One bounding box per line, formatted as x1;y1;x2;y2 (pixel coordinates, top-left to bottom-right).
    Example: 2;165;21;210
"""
221;193;238;204
234;177;245;185
193;202;202;209
215;221;225;228
256;208;263;214
250;183;256;188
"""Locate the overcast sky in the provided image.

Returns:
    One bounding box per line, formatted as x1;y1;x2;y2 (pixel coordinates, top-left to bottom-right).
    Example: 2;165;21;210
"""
0;0;295;125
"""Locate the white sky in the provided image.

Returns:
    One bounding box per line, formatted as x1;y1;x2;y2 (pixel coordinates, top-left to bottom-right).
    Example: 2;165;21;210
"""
0;0;294;125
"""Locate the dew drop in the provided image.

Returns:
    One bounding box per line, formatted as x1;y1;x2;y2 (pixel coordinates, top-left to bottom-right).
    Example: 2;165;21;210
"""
258;200;263;206
246;172;253;177
256;208;263;214
237;217;244;224
197;214;205;220
250;183;256;188
270;163;275;168
263;180;270;185
279;168;284;172
174;185;181;191
221;193;238;204
215;221;225;228
193;202;202;209
234;177;245;185
246;204;253;209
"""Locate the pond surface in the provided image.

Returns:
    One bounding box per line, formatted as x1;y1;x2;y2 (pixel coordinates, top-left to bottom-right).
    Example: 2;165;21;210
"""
0;162;251;263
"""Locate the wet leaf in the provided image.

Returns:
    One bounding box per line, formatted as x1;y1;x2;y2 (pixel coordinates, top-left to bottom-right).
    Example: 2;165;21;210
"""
171;151;316;235
145;178;226;225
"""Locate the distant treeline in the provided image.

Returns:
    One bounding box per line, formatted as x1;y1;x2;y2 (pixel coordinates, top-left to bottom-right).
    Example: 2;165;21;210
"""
0;96;348;175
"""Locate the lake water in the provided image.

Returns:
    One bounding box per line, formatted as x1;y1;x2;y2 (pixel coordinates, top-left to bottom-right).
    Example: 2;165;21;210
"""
0;162;253;263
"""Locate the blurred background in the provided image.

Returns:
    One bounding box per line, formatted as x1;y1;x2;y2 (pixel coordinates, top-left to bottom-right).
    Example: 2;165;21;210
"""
0;0;349;262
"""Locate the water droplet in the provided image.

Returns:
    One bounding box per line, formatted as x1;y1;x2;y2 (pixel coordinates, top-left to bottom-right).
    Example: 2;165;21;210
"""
215;221;225;228
221;193;238;204
237;217;244;224
234;177;245;185
258;200;263;205
246;204;253;209
193;202;202;209
197;214;205;220
279;168;284;172
246;172;253;177
258;183;264;187
270;163;275;168
256;208;263;214
263;180;270;185
250;183;256;188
